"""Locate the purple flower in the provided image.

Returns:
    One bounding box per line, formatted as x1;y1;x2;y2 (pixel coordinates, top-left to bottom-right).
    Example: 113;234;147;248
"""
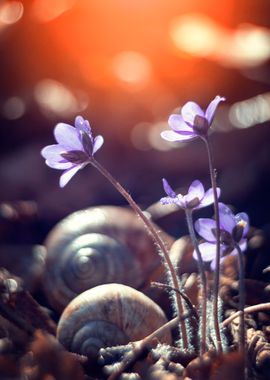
41;116;104;187
161;96;225;142
160;178;220;210
193;203;249;270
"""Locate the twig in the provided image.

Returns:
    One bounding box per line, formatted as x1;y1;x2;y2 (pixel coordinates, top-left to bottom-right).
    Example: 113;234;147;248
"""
222;303;270;327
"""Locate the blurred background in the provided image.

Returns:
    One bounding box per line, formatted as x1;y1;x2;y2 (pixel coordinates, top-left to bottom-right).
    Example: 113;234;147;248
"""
0;0;270;244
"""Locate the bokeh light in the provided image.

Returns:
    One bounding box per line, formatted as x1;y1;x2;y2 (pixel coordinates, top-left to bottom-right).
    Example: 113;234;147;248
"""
111;51;152;88
0;1;23;26
0;0;269;224
34;79;88;118
170;14;221;57
31;0;75;23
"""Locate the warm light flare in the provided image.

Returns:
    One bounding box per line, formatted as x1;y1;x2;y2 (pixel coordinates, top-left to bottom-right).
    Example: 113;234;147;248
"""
231;26;270;65
31;0;75;23
0;1;23;25
170;14;221;57
170;13;270;68
34;79;88;118
111;51;152;87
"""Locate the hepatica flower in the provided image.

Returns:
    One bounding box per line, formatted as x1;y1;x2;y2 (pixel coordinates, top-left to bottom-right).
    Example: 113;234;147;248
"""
160;178;220;210
41;116;104;187
161;95;225;142
194;203;249;269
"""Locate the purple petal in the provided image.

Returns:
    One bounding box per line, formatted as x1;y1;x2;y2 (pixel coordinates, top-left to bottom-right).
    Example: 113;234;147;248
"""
92;135;104;155
59;164;84;188
205;96;225;126
175;194;185;208
235;212;250;237
195;218;217;242
41;144;65;160
54;123;83;151
160;196;177;205
188;180;205;201
41;144;73;169
210;255;226;271
228;239;247;258
45;160;73;170
199;187;221;208
161;130;197;142
162;178;176;197
181;101;204;127
168;114;194;134
218;203;236;233
239;238;247;252
193;242;216;262
75;116;91;134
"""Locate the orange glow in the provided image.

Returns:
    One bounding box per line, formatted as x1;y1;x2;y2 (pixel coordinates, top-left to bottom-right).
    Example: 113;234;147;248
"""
170;13;270;68
111;51;152;87
170;14;222;57
0;1;23;25
34;79;88;118
31;0;75;23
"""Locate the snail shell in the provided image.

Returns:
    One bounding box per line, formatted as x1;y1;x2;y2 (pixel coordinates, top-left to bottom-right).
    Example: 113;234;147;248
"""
43;206;173;312
57;283;172;358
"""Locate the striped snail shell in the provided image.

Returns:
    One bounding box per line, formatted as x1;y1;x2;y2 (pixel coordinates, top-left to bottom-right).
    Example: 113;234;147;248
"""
57;283;172;358
43;206;173;313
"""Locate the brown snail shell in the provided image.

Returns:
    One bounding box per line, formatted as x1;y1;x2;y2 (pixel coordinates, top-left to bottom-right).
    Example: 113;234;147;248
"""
57;283;172;358
43;206;173;313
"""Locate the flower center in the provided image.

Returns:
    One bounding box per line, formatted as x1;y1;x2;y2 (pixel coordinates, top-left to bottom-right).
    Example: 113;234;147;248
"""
61;150;89;164
232;220;247;242
186;196;200;209
193;115;209;135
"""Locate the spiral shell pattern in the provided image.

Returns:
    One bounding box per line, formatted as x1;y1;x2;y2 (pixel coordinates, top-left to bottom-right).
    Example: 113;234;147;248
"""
57;283;172;358
43;206;171;312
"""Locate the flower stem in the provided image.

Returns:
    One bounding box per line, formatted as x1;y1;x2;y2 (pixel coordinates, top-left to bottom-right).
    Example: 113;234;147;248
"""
222;303;270;327
201;136;223;353
185;209;207;354
235;243;246;353
90;157;189;350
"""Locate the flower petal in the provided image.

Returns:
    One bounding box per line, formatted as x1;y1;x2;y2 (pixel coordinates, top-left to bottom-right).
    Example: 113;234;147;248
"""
168;114;194;133
193;242;217;262
41;144;65;160
181;101;204;126
238;238;247;252
195;218;217;242
59;164;84;188
45;160;73;170
92;135;104;155
41;144;74;169
161;130;196;142
218;203;236;233
54;123;83;150
160;196;177;205
162;178;176;197
199;187;221;208
211;255;226;271
75;115;91;134
188;180;205;201
235;212;250;237
205;96;225;126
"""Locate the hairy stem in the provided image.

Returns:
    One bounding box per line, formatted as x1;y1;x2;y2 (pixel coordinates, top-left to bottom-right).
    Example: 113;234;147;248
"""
222;303;270;327
235;243;246;353
201;136;222;353
186;209;207;354
107;313;191;380
90;158;189;350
